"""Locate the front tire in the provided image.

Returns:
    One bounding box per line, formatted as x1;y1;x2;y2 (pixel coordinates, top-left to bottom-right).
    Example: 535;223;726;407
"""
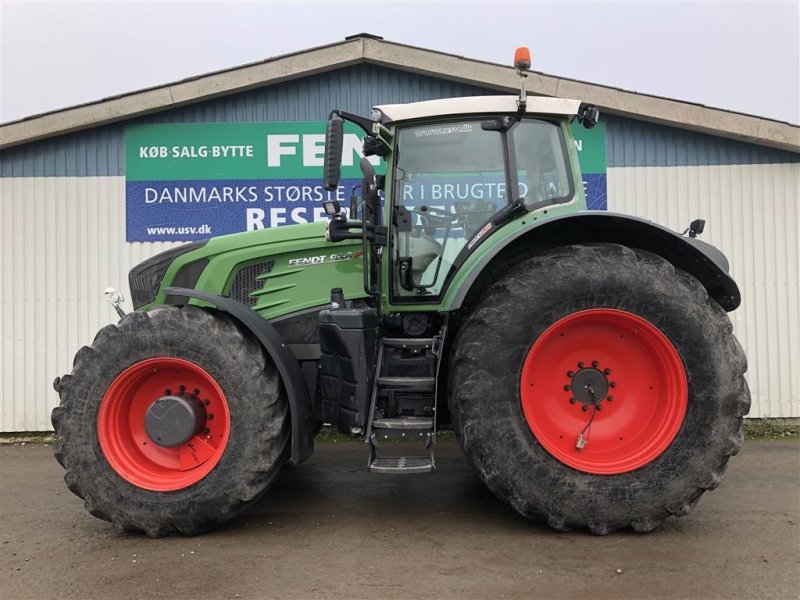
449;244;750;534
52;305;289;536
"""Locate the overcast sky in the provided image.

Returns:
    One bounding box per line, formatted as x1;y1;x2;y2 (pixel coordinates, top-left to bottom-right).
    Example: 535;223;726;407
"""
1;1;798;125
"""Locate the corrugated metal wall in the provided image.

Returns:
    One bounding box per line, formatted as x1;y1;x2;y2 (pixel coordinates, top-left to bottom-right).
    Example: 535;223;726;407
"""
1;64;798;430
608;163;800;419
604;114;800;419
0;176;178;430
1;65;492;178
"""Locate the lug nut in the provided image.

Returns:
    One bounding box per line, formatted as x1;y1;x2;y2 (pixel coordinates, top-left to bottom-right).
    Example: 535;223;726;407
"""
592;360;599;368
164;389;172;395
207;414;214;420
607;395;614;402
582;405;589;412
577;362;585;369
203;399;210;406
193;389;200;396
596;404;603;411
569;397;577;404
604;368;612;375
609;381;616;388
202;428;210;435
567;370;575;377
178;385;186;392
564;385;571;391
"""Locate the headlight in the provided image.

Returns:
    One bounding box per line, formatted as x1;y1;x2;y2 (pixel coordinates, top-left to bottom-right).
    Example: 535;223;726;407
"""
128;241;207;309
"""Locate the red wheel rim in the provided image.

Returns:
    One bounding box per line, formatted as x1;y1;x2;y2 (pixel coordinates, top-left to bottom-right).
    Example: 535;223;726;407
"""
97;357;231;491
520;309;687;475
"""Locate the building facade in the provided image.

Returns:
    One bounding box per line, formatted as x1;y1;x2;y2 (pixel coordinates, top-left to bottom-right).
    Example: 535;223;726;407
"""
1;35;798;431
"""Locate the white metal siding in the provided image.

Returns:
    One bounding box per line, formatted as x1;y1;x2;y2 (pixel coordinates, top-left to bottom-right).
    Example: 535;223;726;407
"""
1;164;799;430
608;163;800;419
0;176;177;431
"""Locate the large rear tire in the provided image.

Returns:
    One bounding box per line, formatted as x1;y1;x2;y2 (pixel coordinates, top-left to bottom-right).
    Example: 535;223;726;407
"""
449;244;750;534
52;305;289;536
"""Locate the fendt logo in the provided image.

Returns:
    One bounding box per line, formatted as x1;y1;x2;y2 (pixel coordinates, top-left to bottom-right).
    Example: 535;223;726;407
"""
287;251;363;268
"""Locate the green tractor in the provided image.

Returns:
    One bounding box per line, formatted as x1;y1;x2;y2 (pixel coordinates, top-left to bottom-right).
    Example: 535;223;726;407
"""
52;54;749;537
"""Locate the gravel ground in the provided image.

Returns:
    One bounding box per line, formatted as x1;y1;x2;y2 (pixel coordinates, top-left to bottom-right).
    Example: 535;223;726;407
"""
1;438;798;600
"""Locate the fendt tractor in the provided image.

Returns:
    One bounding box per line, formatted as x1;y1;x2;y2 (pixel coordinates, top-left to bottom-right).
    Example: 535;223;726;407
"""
52;49;750;536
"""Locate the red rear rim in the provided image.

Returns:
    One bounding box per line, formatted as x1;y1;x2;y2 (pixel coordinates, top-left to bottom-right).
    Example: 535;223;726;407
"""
520;309;687;475
97;357;231;491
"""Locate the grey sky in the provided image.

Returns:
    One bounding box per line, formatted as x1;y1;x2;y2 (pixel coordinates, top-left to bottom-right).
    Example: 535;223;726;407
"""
1;1;798;125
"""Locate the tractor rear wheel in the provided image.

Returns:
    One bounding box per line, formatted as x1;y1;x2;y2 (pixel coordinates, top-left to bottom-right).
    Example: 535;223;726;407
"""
449;244;750;534
52;305;289;536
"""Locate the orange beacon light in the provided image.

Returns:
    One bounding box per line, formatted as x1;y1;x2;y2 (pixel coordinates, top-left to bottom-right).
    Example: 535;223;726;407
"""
514;47;531;71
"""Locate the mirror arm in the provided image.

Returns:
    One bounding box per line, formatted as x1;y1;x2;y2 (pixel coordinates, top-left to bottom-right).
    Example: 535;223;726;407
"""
332;110;374;136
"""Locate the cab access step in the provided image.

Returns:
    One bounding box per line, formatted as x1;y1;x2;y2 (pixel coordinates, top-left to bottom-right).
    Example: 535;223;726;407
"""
366;336;443;474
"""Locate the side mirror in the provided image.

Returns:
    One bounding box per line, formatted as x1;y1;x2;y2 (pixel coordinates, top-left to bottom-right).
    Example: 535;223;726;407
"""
323;112;344;192
578;104;600;129
687;219;706;238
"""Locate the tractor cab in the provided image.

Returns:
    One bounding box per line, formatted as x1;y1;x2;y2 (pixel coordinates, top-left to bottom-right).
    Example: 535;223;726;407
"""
324;94;599;308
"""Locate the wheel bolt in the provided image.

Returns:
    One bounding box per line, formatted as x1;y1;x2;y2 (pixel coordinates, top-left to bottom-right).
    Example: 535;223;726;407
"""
604;368;612;375
569;397;577;404
564;385;571;391
609;381;616;388
607;395;614;402
577;362;585;369
592;360;599;368
581;405;588;412
567;370;575;378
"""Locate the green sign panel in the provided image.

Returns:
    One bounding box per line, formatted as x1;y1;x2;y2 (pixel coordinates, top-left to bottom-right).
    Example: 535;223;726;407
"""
571;121;607;174
126;122;371;181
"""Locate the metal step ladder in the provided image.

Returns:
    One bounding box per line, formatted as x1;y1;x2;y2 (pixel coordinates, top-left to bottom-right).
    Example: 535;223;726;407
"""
366;334;444;474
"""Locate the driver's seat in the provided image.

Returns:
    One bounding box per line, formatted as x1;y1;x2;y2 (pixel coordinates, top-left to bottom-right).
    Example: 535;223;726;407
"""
454;199;496;238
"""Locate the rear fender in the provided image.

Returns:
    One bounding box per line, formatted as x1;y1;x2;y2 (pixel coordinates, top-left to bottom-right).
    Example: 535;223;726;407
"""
448;212;741;312
163;287;314;464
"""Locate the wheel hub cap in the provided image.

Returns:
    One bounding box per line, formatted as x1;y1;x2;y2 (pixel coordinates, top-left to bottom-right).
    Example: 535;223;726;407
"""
570;367;609;405
144;392;206;447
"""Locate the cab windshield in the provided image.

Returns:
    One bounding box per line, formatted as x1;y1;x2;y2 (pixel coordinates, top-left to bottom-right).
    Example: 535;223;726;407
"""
391;117;573;298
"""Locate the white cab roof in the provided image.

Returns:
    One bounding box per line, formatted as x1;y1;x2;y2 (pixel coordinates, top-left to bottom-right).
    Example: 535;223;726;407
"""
374;95;582;123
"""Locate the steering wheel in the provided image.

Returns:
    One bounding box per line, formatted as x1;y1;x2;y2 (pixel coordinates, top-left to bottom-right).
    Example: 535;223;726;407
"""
414;205;454;228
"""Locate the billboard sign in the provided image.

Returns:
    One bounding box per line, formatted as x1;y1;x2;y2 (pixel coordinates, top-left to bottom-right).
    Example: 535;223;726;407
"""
125;120;606;242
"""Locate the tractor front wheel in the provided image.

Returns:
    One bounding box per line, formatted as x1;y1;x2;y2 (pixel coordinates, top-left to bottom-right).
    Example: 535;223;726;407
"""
52;305;289;536
449;244;750;534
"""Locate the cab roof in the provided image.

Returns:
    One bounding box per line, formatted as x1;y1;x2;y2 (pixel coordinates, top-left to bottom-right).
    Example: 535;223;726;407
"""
373;96;582;124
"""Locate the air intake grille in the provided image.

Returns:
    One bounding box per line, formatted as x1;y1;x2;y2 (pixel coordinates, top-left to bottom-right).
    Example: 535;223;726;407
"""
228;260;275;307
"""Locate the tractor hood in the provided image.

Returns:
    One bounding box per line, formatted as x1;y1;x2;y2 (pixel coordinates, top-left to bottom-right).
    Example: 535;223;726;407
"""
132;221;366;319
